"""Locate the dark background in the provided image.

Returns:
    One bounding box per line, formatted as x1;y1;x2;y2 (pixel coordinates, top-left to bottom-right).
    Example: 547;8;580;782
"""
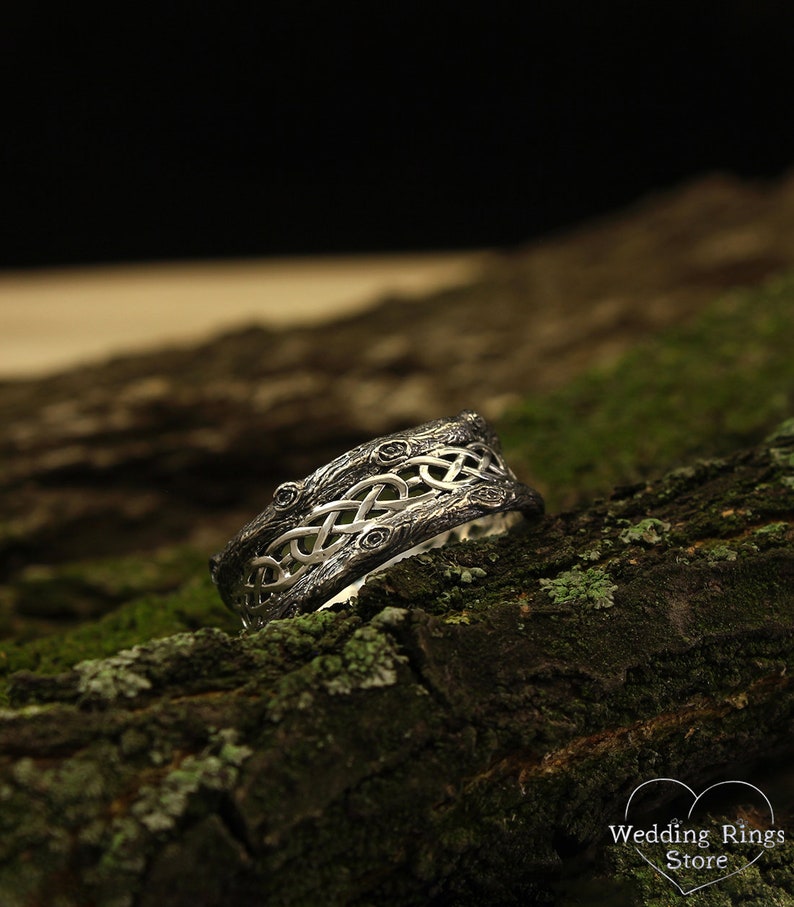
4;1;794;269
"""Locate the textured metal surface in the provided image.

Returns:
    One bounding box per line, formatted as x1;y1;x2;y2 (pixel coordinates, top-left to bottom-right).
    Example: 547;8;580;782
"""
210;410;543;628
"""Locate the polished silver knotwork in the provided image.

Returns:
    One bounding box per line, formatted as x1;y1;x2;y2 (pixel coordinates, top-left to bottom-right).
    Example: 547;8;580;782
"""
210;410;543;629
245;443;509;601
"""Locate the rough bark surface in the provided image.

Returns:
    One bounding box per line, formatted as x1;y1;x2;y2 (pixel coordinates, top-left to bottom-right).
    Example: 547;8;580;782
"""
3;172;794;577
1;421;793;906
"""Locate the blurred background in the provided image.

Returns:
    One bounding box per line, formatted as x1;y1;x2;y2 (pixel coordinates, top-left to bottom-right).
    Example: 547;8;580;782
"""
4;2;794;267
3;2;794;376
3;5;794;887
2;1;794;640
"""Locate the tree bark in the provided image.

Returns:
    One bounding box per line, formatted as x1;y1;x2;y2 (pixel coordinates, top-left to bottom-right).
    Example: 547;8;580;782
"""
5;172;794;579
1;421;793;906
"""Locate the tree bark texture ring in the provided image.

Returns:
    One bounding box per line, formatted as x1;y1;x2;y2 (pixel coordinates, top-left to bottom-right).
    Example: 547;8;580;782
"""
209;410;544;629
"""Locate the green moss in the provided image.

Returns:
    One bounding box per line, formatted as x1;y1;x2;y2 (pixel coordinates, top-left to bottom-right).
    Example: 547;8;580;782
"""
127;728;252;834
443;612;472;625
244;608;350;670
765;417;794;446
754;521;790;539
749;522;791;554
539;567;618;610
500;274;794;510
0;742;129;904
705;544;739;562
605;835;794;905
0;568;239;705
82;728;252;902
3;546;210;633
75;648;154;701
72;631;209;702
328;624;407;693
618;518;671;546
261;616;407;719
443;564;488;584
578;544;606;562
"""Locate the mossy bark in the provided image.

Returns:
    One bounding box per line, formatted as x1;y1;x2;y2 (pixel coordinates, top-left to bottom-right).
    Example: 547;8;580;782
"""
5;174;794;580
1;422;793;906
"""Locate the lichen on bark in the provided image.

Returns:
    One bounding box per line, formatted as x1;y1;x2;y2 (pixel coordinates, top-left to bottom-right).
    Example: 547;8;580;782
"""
2;237;794;903
0;420;791;906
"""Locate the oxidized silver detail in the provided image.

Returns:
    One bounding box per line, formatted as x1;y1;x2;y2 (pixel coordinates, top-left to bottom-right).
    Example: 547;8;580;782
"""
468;484;509;506
372;438;412;464
272;480;303;511
210;410;543;629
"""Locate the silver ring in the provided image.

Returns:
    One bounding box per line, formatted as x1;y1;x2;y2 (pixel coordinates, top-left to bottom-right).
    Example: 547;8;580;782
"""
210;410;543;629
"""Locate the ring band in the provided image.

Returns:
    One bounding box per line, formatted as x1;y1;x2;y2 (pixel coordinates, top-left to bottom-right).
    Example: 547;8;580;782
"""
210;410;543;629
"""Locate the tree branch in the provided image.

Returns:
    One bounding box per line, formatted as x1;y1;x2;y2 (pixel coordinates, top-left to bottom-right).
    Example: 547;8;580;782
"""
1;421;793;906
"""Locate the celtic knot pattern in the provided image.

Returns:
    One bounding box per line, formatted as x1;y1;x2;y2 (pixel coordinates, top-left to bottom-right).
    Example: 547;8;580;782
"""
243;442;511;608
211;410;545;629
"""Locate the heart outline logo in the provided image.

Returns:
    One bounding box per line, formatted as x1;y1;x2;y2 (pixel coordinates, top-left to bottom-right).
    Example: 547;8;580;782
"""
623;777;775;895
